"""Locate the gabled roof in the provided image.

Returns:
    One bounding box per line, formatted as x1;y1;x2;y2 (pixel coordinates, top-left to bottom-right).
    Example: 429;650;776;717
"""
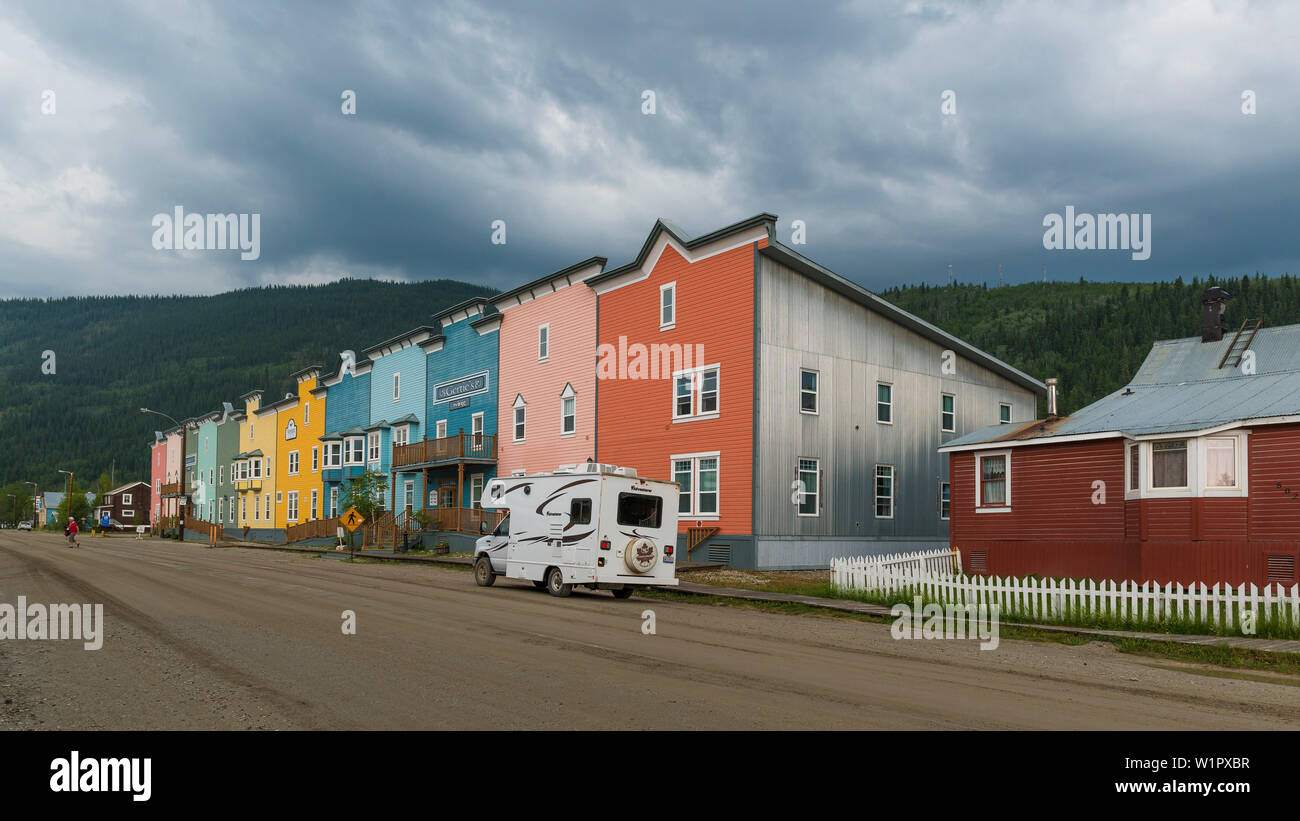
105;481;149;495
361;326;438;359
942;323;1300;450
490;256;607;309
587;213;777;286
389;413;420;425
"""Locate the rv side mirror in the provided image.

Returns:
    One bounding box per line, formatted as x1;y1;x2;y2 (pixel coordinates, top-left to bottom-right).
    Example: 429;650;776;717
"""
480;520;488;534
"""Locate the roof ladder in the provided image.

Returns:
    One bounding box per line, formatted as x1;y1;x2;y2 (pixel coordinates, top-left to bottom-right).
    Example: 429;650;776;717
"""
1218;318;1262;369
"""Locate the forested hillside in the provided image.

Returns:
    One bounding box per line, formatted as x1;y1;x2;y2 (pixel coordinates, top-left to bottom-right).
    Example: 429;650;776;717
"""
4;271;1297;498
0;278;494;492
881;273;1300;417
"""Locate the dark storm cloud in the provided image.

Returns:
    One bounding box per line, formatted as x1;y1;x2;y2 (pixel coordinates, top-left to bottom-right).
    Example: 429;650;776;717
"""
2;0;1298;298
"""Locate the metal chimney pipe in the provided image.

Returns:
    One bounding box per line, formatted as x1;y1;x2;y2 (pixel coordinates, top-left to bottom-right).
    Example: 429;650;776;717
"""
1046;378;1059;416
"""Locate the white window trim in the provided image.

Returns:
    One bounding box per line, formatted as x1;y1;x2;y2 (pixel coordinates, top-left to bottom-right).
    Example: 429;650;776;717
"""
799;368;819;415
513;401;526;444
288;450;300;476
1125;434;1249;500
287;491;299;523
122;493;133;505
436;419;447;439
471;473;485;509
345;437;364;465
659;281;676;330
797;458;820;518
538;323;550;362
367;431;381;463
941;393;956;433
472;411;485;439
939;480;951;521
671;363;721;423
877;382;893;426
560;384;577;438
311;446;319;472
874;464;895;520
393;372;401;402
403;480;415;511
999;403;1013;425
975;449;1013;513
669;451;720;521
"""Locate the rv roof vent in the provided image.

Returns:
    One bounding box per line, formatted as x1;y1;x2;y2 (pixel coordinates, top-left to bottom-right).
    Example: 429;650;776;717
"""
554;464;577;474
616;467;638;477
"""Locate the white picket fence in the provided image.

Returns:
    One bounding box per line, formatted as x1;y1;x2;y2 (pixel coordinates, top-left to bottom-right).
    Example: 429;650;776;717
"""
831;550;1300;629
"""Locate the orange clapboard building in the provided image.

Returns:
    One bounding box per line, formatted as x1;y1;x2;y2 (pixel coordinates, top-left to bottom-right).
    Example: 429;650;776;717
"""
589;214;1042;569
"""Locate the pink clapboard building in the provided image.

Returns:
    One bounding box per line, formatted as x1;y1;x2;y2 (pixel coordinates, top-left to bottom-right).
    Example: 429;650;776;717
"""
494;257;605;476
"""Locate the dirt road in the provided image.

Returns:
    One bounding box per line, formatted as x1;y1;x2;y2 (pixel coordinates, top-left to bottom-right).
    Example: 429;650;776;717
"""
2;530;1298;730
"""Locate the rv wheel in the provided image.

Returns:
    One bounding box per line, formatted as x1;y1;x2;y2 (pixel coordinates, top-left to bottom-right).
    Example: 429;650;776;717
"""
545;567;571;597
610;587;634;599
473;555;496;587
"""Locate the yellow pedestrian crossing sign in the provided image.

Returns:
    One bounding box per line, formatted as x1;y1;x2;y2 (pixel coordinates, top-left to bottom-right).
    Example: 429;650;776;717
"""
342;507;365;532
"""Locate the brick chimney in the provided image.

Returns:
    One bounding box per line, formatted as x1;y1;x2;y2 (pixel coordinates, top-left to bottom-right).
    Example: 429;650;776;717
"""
1201;286;1231;342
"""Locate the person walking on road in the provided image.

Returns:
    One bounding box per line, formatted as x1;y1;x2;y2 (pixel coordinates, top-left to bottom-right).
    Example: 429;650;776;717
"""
64;516;80;548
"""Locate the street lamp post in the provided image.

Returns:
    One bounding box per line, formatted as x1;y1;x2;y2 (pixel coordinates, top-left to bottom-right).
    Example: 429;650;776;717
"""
23;481;37;526
141;408;186;540
57;469;74;528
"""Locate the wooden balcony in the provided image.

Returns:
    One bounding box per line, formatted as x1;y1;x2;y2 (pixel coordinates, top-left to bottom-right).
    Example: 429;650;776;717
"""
392;432;496;468
160;481;183;497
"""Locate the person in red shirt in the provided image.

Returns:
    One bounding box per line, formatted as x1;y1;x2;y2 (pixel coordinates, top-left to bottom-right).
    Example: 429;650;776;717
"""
64;516;79;548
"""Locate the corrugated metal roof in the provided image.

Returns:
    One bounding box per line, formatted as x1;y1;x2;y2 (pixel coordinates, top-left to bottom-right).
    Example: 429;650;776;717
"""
943;323;1300;449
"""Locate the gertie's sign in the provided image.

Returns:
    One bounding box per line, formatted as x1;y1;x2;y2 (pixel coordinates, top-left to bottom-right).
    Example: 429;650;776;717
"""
433;371;489;404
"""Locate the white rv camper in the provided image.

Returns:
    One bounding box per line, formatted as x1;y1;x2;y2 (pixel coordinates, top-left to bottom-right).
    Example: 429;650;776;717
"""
473;463;680;598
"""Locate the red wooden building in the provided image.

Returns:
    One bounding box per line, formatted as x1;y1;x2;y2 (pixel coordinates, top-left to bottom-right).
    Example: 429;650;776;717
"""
941;296;1300;587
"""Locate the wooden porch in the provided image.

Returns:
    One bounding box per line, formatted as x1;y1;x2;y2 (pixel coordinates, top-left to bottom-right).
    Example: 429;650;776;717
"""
391;431;496;468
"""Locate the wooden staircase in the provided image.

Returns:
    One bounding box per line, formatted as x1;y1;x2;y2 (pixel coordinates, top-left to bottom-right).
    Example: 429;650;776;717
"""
686;526;720;558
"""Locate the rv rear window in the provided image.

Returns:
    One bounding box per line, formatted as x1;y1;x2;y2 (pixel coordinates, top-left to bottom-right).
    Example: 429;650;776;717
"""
616;493;662;528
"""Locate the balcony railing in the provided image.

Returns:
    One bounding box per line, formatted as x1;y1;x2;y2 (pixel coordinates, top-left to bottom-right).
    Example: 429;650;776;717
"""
160;481;182;496
392;432;496;468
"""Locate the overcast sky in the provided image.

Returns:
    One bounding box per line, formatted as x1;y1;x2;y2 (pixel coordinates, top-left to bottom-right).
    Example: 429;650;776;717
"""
2;0;1298;298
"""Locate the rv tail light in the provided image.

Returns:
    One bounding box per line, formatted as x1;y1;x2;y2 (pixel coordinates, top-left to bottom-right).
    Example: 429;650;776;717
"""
665;545;674;556
600;539;611;551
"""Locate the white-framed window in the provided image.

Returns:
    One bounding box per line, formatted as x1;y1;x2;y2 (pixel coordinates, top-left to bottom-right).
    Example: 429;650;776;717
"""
325;441;342;468
218;466;224;485
403;480;415;511
538;323;549;361
254;495;260;521
310;489;318;520
875;465;894;518
1151;439;1189;489
393;373;401;401
394;425;409;447
240;497;246;522
797;458;820;516
304;403;309;425
1128;443;1140;492
252;459;262;479
288;450;300;476
219;497;225;522
311;446;319;472
471;474;484;509
800;369;818;414
939;481;951;520
1205;437;1239;489
671;452;719;518
672;364;720;421
367;431;381;462
660;281;676;329
122;493;133;505
941;393;955;433
436;419;447;439
276;491;282;504
513;396;526;443
287;491;298;523
976;450;1012;511
877;383;893;424
346;437;364;465
561;383;576;436
329;486;339;518
999;403;1012;425
123;508;135;519
472;412;484;447
264;495;271;521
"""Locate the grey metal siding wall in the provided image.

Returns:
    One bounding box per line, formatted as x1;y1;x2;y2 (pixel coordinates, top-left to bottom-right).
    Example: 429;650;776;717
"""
756;256;1036;547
